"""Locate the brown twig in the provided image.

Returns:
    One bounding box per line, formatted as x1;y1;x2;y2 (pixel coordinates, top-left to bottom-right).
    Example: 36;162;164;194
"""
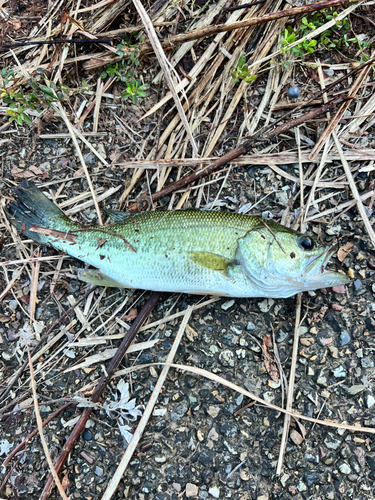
0;286;98;405
39;291;162;500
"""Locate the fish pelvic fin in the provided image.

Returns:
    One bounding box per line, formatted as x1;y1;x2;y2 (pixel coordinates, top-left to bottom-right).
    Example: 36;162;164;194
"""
77;268;128;288
188;251;233;276
5;179;70;244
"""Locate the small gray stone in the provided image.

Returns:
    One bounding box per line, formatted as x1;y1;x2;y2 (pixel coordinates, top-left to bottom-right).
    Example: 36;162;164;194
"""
219;349;234;367
332;366;346;378
339;463;351;475
154;455;167;463
247;321;255;331
208;485;220;498
354;279;362;291
361;358;374;368
258;299;274;313
367;394;375;408
297;480;307;492
170;404;188;421
263;392;275;403
317;371;328;387
324;434;342;450
94;466;104;477
221;300;235;311
339;330;351;346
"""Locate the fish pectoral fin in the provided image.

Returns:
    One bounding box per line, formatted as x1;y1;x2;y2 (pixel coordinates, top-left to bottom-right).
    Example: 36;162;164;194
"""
188;252;233;276
77;268;127;288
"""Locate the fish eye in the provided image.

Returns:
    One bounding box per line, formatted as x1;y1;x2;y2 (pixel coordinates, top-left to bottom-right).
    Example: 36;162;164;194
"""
298;235;314;251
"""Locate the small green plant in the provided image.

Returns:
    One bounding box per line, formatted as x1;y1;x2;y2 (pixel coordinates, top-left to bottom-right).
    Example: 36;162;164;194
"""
231;54;257;83
279;27;317;59
101;35;148;104
0;78;69;126
121;78;147;104
279;9;370;61
1;68;15;86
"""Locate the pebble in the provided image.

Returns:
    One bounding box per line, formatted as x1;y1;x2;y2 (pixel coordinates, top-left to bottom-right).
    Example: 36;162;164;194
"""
207;406;220;418
221;300;235;311
339;463;351;474
316;372;328;387
263;391;275;403
170;404;188;421
208;486;220;498
258;299;274;312
297;480;307;492
186;483;198;497
45;138;57;147
219;421;238;438
287;86;300;99
280;474;290;487
367;395;375;408
347;385;365;395
219;349;234;367
324;434;342;450
154;455;167;463
83;153;97;165
246;321;255;331
332;304;343;311
332;366;346;378
361;358;374;368
201;469;214;485
339;330;351;346
83;430;92;441
354;279;362;291
94;466;104;477
329;346;339;359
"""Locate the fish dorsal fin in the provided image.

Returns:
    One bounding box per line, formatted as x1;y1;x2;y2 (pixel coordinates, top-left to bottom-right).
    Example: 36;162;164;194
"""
188;252;233;276
104;209;130;223
77;268;127;288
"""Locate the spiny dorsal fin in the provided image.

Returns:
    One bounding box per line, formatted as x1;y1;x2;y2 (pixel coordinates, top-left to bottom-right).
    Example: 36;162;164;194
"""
104;209;130;223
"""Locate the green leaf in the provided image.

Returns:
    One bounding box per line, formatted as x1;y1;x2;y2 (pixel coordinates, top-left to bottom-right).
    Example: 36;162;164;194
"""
39;85;55;97
23;114;32;124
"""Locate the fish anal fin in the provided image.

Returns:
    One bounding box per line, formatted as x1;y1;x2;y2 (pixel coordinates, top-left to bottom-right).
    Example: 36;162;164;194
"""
77;268;127;288
188;252;233;276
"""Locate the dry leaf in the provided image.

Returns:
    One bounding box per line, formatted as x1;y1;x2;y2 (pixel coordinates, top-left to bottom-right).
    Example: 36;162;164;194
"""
337;242;354;263
290;429;304;446
11;165;48;180
261;334;279;384
122;308;138;322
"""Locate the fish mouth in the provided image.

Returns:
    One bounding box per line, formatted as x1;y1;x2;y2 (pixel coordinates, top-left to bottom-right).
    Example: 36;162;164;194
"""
305;244;350;286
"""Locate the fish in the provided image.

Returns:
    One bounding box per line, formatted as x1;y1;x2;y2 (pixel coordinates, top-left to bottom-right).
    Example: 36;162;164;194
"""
5;180;349;298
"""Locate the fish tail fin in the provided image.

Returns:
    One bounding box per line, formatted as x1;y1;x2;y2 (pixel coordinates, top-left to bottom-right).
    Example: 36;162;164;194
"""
5;179;70;244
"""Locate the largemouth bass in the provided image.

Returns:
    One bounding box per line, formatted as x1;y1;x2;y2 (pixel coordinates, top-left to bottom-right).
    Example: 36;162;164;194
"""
5;180;349;298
